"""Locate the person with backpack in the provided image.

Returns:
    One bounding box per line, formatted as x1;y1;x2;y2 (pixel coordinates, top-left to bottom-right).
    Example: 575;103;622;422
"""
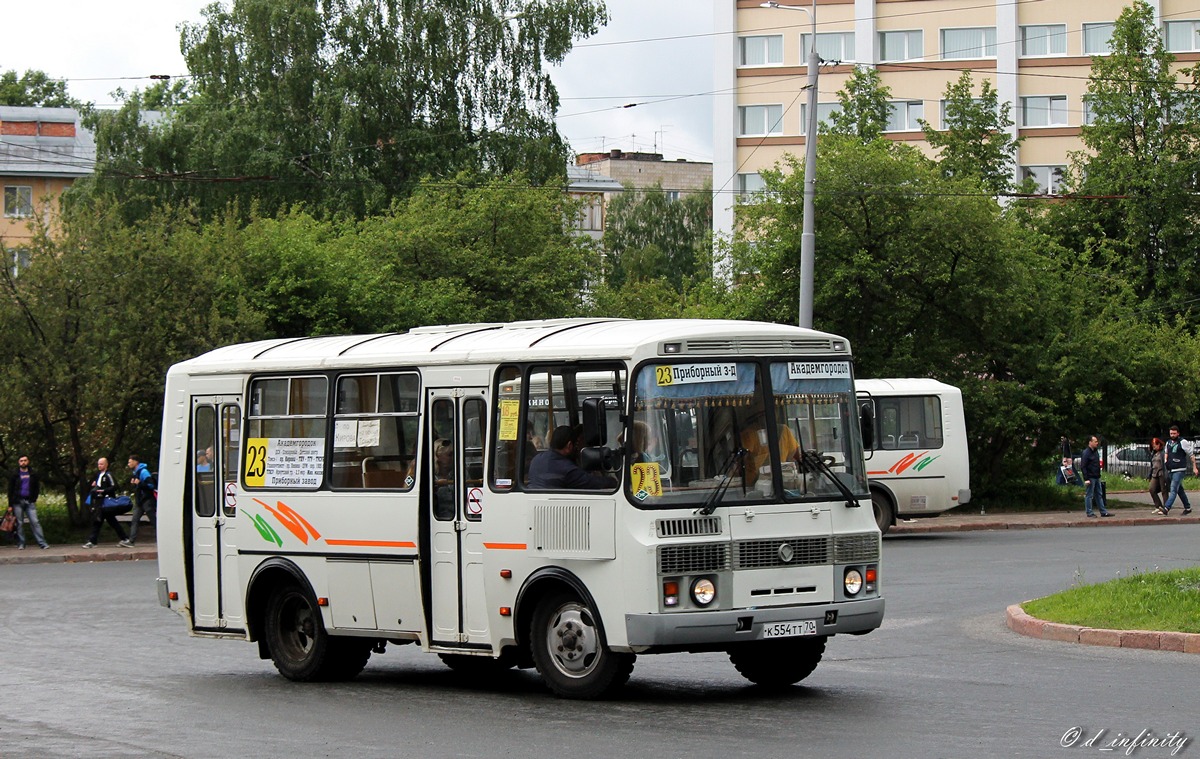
125;454;157;546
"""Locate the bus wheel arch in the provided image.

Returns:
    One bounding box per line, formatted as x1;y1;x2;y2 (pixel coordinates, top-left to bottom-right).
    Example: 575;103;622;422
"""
515;569;635;699
870;486;896;535
246;558;310;649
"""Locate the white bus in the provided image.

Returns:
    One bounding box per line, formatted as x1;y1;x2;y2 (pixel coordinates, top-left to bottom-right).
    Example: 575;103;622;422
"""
155;319;884;698
856;379;971;534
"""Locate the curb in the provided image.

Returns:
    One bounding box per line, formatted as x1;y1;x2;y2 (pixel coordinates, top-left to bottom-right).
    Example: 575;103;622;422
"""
1005;604;1200;654
0;548;157;566
892;513;1199;534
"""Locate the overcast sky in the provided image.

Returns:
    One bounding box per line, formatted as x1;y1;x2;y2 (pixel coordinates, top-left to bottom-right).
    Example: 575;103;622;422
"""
4;0;715;163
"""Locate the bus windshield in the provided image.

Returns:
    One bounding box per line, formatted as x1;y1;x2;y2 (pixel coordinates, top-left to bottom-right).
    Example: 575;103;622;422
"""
628;360;867;509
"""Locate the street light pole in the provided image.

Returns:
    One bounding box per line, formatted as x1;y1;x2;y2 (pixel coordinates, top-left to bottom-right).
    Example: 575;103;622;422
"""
761;1;818;329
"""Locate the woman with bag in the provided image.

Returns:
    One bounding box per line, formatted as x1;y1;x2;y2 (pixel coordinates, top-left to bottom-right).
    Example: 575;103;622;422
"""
1148;437;1170;514
82;457;130;548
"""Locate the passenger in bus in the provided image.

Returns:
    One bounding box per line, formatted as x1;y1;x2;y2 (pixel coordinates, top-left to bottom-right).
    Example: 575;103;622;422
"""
630;420;667;466
527;426;617;490
740;398;801;486
432;438;455;519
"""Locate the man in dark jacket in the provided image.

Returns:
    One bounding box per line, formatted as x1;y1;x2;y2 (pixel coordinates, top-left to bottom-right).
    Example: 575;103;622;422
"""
1080;436;1112;518
527;426;617;490
8;454;50;549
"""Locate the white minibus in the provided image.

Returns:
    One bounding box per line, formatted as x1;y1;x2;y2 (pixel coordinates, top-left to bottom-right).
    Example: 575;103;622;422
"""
155;319;884;698
856;378;971;534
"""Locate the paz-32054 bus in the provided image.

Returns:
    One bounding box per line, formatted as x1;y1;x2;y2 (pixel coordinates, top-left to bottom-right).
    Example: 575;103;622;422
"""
155;319;884;698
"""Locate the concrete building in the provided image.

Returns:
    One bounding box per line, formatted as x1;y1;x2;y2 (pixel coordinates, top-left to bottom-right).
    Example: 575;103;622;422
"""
713;0;1199;241
1;106;95;268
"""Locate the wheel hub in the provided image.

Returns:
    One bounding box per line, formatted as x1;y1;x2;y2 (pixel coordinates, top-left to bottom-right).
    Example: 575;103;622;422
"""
547;606;599;676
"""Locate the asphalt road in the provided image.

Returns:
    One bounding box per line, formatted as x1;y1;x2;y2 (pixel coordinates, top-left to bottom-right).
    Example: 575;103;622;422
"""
1;524;1196;758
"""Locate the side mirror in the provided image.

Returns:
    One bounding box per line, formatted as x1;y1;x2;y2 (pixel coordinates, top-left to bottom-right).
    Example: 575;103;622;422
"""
582;397;607;446
859;402;875;450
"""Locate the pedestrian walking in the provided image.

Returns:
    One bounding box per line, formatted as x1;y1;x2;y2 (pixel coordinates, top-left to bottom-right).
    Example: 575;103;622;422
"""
1157;425;1196;516
125;454;156;546
1148;437;1169;514
1080;435;1112;518
82;457;129;548
7;454;50;549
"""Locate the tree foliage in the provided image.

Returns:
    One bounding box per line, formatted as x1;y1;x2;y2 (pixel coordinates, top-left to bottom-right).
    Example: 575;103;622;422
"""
80;0;607;221
1063;0;1200;309
601;181;712;290
827;66;891;143
0;69;77;107
921;72;1021;194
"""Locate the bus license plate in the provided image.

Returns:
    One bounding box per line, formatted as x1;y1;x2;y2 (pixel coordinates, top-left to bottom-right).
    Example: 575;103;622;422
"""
761;620;818;639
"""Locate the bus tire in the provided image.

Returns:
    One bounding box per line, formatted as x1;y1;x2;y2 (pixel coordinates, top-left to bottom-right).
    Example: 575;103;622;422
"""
729;636;826;688
530;591;634;699
871;491;894;535
264;583;371;682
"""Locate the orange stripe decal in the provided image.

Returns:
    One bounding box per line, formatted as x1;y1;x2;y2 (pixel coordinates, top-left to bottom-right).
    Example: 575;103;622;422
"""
326;539;417;548
254;498;322;545
483;542;527;550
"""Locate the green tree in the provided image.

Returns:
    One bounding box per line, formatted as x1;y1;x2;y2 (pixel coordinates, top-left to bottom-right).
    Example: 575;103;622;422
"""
0;69;77;107
921;71;1021;195
601;181;712;290
1066;0;1200;308
827;66;891;143
82;0;608;221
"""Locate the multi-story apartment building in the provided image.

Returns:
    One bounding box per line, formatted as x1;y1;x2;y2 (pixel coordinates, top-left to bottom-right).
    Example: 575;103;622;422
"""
713;0;1199;240
1;106;95;269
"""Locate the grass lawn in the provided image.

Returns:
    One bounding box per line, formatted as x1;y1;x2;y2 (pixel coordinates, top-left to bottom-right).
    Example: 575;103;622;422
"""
1022;567;1200;634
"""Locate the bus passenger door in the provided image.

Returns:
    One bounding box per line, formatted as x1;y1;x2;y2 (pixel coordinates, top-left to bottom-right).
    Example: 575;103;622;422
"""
427;389;491;647
191;398;243;631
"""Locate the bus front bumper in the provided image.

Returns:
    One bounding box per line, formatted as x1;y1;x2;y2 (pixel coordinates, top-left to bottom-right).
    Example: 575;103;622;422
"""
624;597;884;648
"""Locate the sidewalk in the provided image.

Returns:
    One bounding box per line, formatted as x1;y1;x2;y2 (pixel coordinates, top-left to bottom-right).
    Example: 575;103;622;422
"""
890;491;1197;535
0;523;157;566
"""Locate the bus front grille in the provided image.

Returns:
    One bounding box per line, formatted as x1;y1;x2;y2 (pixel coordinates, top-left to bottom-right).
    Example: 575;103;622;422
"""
834;533;881;563
656;516;722;538
734;537;832;569
658;543;731;574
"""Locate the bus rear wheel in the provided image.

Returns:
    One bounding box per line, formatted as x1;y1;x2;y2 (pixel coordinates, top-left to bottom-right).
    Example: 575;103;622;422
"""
265;583;371;682
729;636;826;688
530;591;634;699
871;491;894;535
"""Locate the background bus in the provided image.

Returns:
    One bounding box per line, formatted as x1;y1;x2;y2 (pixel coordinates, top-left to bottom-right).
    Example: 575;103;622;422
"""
857;379;971;534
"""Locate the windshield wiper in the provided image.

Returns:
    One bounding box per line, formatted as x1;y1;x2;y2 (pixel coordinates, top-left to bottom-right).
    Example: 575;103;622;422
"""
697;447;747;516
799;449;861;510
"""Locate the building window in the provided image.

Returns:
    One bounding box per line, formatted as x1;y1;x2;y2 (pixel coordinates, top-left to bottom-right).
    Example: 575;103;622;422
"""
9;248;31;278
1166;20;1200;52
1083;23;1115;55
3;186;33;218
1020;24;1067;56
1082;100;1096;125
879;30;922;62
574;195;604;232
740;104;784;136
800;102;842;134
941;27;997;59
740;35;784;66
738;173;767;198
1022;165;1066;193
665;190;681;203
1021;96;1068;127
939;98;998;129
886;100;924;132
801;32;855;62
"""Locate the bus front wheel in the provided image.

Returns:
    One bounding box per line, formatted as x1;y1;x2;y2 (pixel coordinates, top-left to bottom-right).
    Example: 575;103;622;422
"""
729;636;826;688
871;491;894;535
264;583;371;682
530;591;634;699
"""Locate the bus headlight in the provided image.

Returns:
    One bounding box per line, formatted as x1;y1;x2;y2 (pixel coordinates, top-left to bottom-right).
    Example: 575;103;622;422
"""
844;568;864;596
691;577;716;606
